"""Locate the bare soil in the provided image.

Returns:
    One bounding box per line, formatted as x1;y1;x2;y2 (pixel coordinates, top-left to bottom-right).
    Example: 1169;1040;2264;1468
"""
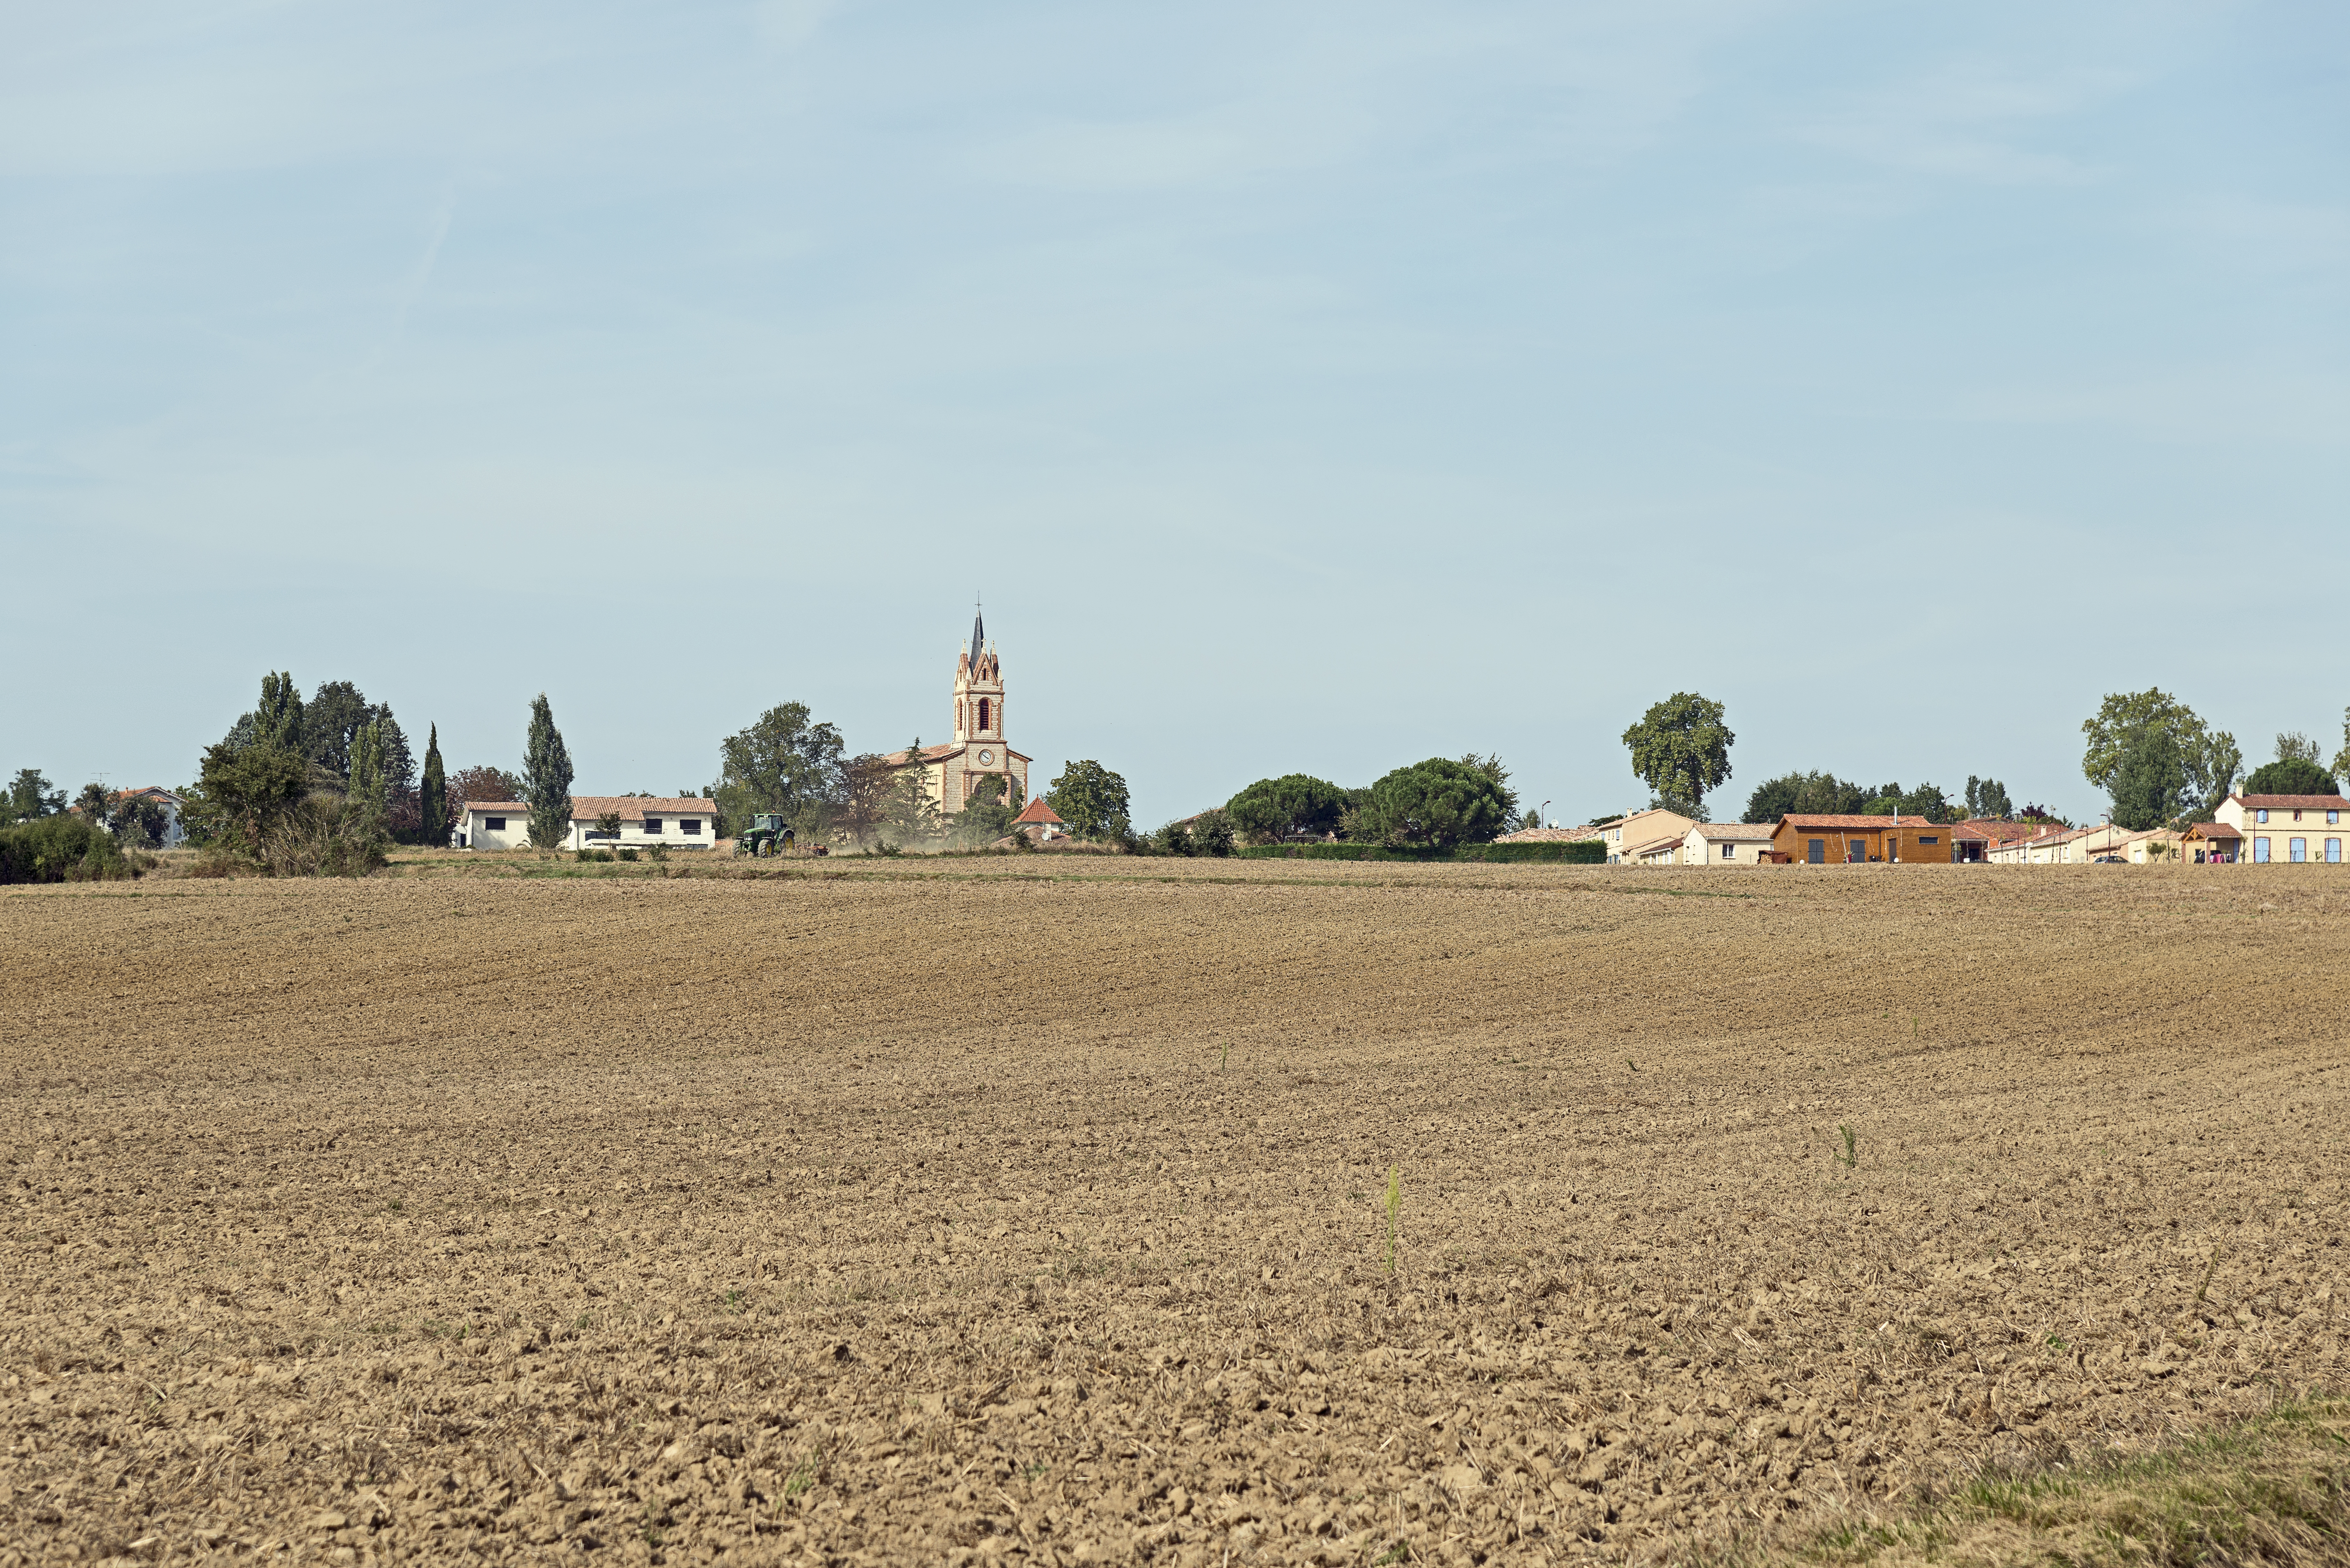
2;860;2346;1565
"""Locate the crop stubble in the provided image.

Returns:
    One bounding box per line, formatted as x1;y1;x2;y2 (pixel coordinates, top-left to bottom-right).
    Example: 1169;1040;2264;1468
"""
1;861;2346;1564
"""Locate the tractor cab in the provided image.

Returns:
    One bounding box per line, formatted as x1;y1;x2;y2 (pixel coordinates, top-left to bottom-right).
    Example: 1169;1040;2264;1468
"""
736;813;795;857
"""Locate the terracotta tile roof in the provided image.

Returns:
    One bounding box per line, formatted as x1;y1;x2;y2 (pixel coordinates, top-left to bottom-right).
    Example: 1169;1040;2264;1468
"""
1012;797;1064;825
1687;822;1777;839
1495;826;1605;841
1625;834;1684;858
460;797;710;822
2235;794;2350;810
109;786;181;804
881;743;963;767
1949;818;2041;842
2182;821;2242;839
1777;814;1940;829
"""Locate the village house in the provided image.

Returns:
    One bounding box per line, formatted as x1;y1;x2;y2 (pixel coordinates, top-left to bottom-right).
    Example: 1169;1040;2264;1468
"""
1590;807;1694;864
456;796;715;852
2212;793;2349;864
2181;821;2245;863
1987;825;2088;865
1948;818;2045;863
1680;821;1778;864
95;786;187;848
1011;796;1066;844
1771;814;1954;865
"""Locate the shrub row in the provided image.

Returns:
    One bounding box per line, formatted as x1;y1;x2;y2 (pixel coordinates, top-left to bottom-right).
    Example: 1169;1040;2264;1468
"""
1233;839;1605;864
0;815;137;884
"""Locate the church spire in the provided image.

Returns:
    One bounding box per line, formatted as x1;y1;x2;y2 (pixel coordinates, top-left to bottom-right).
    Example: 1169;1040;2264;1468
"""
969;599;986;671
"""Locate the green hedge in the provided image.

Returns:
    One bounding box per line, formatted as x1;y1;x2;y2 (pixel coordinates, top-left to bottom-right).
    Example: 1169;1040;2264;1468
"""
1454;840;1607;863
1235;839;1605;864
0;815;136;884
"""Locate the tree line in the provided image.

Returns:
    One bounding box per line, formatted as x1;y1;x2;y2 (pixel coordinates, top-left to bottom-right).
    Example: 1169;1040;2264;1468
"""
1147;755;1531;857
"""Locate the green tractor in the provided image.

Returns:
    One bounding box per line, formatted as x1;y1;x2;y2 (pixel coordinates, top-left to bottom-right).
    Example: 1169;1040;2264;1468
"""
735;813;795;858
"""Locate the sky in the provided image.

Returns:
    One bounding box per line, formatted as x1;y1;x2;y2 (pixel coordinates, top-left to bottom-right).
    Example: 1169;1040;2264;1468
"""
4;0;2345;827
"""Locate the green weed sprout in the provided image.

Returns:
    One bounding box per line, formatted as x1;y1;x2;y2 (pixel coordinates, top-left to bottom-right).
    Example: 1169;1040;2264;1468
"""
1384;1165;1401;1275
1837;1124;1857;1169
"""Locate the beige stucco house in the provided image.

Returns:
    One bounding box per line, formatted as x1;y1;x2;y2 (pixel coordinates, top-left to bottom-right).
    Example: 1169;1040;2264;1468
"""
2213;793;2349;864
1682;821;1778;865
1987;826;2086;865
1593;807;1695;864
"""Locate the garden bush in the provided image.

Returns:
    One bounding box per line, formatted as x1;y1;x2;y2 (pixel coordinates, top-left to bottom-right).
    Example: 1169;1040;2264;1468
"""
0;814;137;883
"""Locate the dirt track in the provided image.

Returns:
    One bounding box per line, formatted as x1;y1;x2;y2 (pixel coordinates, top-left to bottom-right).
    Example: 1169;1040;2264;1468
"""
3;859;2346;1564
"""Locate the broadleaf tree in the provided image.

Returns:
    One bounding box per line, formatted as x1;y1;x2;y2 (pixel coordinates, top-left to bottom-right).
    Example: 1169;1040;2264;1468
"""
952;773;1020;848
1045;760;1131;842
2081;690;2239;822
1622;693;1733;819
520;694;575;850
5;770;64;824
877;739;943;846
2109;724;2189;831
709;701;846;840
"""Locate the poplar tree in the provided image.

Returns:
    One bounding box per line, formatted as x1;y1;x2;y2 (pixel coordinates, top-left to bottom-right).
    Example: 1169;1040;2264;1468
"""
521;694;575;849
419;725;448;848
348;721;390;845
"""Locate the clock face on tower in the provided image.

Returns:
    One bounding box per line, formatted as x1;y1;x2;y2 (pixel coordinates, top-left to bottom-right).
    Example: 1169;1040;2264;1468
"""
977;749;995;765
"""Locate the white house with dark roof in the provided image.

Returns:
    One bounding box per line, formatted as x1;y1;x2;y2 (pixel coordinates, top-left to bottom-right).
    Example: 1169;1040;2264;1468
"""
456;796;716;851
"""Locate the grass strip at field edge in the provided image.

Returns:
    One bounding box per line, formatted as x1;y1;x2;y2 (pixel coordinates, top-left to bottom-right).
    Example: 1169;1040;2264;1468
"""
1711;1394;2350;1568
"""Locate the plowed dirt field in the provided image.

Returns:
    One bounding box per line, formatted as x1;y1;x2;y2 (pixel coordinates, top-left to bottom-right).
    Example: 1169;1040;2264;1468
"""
3;858;2346;1565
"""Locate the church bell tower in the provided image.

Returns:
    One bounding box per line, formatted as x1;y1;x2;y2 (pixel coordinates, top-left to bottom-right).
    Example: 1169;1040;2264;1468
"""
953;607;1002;746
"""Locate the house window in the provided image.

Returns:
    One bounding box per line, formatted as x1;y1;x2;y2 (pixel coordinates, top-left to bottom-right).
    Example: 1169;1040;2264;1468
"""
2254;837;2270;863
1721;842;1734;859
2293;809;2303;822
681;818;701;835
2290;837;2306;862
2328;838;2342;863
1808;839;1825;864
2256;809;2269;823
2330;810;2340;824
485;816;506;831
644;818;663;834
1919;835;1938;844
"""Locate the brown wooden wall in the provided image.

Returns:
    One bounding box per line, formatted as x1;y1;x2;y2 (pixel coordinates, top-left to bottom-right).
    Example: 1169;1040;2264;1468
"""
1770;823;1958;864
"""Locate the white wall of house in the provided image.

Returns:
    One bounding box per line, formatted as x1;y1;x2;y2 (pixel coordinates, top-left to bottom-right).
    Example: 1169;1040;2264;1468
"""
463;808;533;850
1682;826;1775;863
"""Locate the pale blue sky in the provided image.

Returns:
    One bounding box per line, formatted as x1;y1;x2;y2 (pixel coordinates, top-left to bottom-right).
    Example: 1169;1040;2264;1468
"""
5;1;2344;825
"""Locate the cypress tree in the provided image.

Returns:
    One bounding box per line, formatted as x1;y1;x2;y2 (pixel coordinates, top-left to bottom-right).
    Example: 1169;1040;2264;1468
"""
521;694;575;850
419;724;447;848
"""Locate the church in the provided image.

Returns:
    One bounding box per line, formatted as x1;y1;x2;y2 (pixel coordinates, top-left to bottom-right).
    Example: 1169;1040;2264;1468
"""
881;610;1032;818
